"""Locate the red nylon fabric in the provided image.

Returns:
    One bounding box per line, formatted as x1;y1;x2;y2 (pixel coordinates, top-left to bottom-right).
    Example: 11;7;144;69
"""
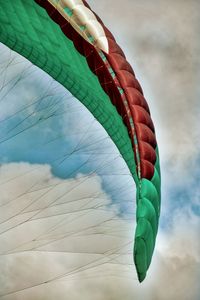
34;0;157;179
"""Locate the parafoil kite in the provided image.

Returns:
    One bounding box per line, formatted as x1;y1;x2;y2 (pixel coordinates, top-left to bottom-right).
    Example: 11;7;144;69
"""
0;0;161;282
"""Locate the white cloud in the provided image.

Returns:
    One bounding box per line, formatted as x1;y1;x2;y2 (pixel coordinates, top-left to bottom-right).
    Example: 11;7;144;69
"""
0;162;136;299
0;163;199;300
150;209;200;300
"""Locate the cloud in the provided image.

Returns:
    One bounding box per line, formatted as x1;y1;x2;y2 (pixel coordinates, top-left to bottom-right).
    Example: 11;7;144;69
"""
151;209;200;300
0;162;136;299
0;163;199;300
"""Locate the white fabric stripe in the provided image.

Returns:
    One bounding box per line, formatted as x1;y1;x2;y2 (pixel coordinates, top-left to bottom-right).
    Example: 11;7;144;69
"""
48;0;109;53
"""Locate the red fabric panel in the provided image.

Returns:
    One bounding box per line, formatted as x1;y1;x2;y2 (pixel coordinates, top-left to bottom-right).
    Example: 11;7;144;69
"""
115;70;143;94
61;22;73;39
124;87;150;113
34;0;158;180
135;124;156;148
107;38;125;57
85;48;103;75
140;159;155;179
71;30;85;55
139;142;157;165
130;105;155;132
107;53;134;75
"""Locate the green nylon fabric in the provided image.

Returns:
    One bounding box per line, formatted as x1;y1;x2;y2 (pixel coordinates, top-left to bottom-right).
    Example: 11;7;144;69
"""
134;148;161;281
0;0;161;282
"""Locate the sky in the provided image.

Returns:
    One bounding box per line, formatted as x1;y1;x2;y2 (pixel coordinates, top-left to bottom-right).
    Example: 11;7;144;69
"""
0;0;200;299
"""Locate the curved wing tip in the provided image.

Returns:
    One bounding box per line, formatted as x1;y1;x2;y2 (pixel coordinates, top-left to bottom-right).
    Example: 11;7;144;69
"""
137;271;146;283
133;237;148;282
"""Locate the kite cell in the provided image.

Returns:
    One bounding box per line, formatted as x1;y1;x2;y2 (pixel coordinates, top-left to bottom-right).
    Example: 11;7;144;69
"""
0;0;161;282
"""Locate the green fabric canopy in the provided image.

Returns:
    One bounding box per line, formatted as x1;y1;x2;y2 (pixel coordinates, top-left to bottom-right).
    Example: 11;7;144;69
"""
0;0;161;282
